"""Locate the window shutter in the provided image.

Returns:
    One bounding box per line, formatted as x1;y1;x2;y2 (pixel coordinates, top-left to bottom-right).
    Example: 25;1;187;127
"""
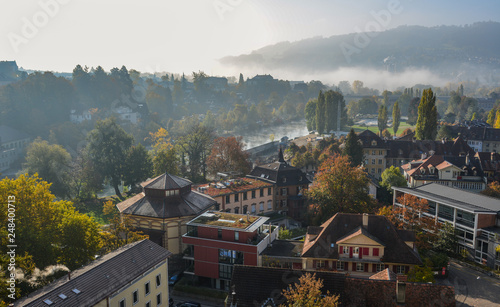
359;249;363;259
372;264;377;272
363;248;369;256
405;266;409;274
364;263;368;272
352;262;356;271
313;260;317;269
349;247;353;258
373;248;379;256
339;246;342;254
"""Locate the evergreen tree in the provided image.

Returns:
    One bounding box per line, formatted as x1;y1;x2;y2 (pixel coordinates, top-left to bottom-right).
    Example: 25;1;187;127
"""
377;105;388;136
342;129;364;166
305;99;317;131
415;89;438;140
407;97;420;125
392;101;401;136
315;91;326;134
238;73;244;86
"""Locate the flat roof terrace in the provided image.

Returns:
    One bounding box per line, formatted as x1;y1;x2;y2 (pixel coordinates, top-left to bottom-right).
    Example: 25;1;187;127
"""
187;211;269;232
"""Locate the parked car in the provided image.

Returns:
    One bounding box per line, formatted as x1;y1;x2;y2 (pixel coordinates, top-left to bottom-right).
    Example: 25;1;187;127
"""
175;302;201;307
168;273;183;286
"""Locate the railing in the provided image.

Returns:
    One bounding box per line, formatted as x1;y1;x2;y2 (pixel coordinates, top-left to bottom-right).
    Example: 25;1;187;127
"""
257;226;279;255
456;217;474;228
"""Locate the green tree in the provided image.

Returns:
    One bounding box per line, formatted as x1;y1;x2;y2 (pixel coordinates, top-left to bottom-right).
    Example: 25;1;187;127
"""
305;99;317;131
415;89;438;140
486;109;496;126
307;155;376;224
495;110;500;128
377;105;388;135
407;266;435;283
178;123;215;181
280;273;339;307
24;138;72;199
324;90;347;133
85;117;134;198
392;101;401;136
315;91;326;134
342;129;364;167
406;97;420;125
480;182;500;199
123;144;153;189
378;166;407;204
433;222;458;254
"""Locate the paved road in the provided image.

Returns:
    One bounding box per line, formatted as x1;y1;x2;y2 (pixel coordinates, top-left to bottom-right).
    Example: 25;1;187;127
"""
437;261;500;306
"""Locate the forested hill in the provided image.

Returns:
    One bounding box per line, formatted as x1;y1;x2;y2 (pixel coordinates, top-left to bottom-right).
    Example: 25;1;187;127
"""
220;22;500;77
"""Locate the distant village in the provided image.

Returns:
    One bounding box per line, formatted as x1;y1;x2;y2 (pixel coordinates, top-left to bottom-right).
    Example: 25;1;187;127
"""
1;59;500;307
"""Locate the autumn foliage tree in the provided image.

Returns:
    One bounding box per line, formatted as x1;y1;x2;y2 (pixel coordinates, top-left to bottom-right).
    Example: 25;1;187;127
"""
280;273;339;307
308;154;377;224
379;194;439;250
206;136;251;176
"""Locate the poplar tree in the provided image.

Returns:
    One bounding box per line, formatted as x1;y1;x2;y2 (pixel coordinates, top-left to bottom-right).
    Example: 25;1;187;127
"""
415;89;438;140
392;101;401;136
377;105;388;136
315;91;326;134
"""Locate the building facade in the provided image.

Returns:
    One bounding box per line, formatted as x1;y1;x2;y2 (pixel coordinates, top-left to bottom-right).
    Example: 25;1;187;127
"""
182;211;278;290
16;239;172;307
393;184;500;270
117;172;216;254
247;149;310;221
299;213;422;278
195;178;274;215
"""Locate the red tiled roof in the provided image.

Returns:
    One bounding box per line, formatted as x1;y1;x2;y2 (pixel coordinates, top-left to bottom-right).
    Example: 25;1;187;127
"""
369;268;397;281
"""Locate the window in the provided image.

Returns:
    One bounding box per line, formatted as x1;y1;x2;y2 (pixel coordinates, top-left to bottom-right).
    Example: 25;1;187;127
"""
251;191;256;199
281;188;287;196
234;207;239;214
372;159;376;164
371;168;375;174
251;204;256;213
218;229;222;239
373;248;379;256
226;195;230;203
336;261;344;270
396;265;405;274
343;246;349;254
268;187;272;195
378;168;382;174
219;249;244;264
156;274;161;287
282;177;287;183
235;231;239;241
372;149;376;154
234;193;239;202
145;301;151;307
219;264;233;279
316;260;325;268
243;206;248;214
378;159;382;164
376;264;384;272
145;281;150;296
133;290;139;304
165;190;179;197
356;263;364;271
281;199;287;207
156;293;161;306
353;247;359;255
260;189;264;197
379;150;383;155
259;202;264;212
120;299;126;307
243;192;248;200
267;200;272;210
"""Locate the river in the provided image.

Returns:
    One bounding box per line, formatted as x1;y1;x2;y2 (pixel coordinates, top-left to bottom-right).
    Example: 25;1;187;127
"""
239;120;309;149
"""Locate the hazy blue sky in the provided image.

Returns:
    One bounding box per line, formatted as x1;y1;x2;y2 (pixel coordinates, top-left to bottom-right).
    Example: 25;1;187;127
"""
2;0;499;77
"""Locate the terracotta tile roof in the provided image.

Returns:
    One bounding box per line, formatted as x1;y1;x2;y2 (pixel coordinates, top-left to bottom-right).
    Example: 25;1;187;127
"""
369;268;397;281
16;239;172;307
301;213;422;266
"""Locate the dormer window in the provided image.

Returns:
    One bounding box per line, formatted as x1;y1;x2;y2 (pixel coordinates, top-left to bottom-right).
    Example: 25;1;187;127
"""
429;167;435;174
282;177;287;183
420;168;425;174
371;140;377;146
165;189;179;197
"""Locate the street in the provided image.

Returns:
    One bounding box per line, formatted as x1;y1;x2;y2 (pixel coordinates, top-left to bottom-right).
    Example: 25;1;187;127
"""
437;261;500;307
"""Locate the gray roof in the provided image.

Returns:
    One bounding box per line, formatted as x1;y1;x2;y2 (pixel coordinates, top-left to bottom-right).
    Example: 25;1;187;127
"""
393;183;500;213
117;190;216;219
0;125;30;143
16;239;172;307
261;240;303;257
143;172;192;190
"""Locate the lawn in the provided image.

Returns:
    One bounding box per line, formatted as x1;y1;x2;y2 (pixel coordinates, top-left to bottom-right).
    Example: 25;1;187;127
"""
350;121;415;137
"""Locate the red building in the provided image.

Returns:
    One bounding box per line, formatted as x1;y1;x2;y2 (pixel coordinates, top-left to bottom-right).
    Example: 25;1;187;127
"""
182;211;278;290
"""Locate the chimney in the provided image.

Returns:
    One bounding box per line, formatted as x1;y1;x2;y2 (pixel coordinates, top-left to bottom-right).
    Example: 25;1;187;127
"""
68;272;71;280
396;277;407;304
362;213;369;228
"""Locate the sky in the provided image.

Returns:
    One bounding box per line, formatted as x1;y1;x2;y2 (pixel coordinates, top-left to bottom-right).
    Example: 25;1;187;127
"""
1;0;499;79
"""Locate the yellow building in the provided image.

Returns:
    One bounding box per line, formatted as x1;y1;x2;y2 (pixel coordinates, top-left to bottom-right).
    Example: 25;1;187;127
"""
16;239;172;307
117;172;217;254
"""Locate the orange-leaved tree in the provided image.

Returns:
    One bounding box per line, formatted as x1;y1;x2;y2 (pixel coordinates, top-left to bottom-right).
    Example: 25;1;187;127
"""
280;273;339;307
